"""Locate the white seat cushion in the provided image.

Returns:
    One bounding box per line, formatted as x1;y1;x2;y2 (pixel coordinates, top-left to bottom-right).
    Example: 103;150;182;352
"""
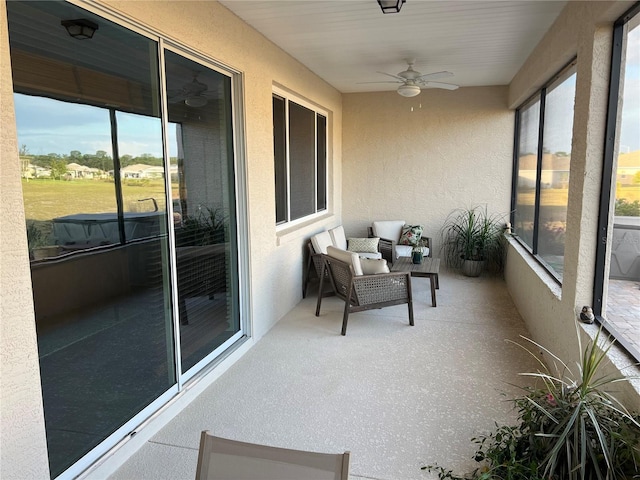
395;245;430;258
327;246;363;276
358;252;383;260
328;226;348;251
372;221;405;242
310;231;333;254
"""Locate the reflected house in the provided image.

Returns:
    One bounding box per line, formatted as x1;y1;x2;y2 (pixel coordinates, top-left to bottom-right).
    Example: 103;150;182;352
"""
121;163;178;179
616;151;640;185
65;162;99;178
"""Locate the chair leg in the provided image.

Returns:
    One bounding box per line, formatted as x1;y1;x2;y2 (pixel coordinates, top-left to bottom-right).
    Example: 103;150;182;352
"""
315;263;327;316
303;253;313;298
341;304;350;336
406;274;414;326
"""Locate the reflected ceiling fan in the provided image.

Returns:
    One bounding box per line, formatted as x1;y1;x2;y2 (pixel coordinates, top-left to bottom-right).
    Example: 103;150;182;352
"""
361;59;459;97
169;73;215;107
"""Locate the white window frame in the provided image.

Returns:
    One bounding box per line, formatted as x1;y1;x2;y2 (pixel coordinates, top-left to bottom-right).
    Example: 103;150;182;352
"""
273;86;329;229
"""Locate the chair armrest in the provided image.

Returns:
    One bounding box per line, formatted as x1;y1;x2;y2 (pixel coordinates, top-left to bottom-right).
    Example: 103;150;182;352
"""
377;238;396;264
421;236;433;257
352;271;411;303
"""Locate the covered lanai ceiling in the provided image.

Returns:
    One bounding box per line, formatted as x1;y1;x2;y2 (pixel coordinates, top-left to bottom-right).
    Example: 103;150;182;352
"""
219;0;567;92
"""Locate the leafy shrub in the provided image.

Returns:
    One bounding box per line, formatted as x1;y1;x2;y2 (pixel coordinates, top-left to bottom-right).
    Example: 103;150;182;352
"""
423;326;640;480
614;198;640;216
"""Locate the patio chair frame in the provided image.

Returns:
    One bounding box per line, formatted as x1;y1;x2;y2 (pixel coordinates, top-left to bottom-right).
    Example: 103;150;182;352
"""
315;254;414;335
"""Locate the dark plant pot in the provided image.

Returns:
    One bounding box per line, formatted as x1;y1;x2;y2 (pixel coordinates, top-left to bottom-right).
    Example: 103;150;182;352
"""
412;251;423;264
462;259;484;277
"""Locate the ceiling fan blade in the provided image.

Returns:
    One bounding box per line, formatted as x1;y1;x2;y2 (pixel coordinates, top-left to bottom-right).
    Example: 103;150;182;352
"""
416;71;454;81
423;81;459;90
356;81;402;84
376;71;405;81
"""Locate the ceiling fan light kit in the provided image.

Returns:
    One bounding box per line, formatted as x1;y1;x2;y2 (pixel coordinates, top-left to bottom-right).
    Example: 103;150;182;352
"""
397;84;421;97
61;19;99;40
377;0;405;14
185;95;208;107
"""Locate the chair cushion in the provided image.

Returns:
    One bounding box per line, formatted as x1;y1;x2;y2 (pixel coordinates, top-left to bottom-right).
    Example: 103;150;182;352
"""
328;226;348;250
358;251;383;260
327;246;363;276
347;237;379;253
399;224;424;246
372;220;405;241
360;258;390;275
395;245;429;258
310;231;333;254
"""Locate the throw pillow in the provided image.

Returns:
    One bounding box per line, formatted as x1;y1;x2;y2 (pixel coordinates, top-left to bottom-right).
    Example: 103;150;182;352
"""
347;237;380;254
398;225;424;246
360;258;390;275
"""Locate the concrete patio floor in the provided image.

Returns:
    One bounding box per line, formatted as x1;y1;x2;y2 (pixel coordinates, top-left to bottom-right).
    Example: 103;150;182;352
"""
109;268;544;480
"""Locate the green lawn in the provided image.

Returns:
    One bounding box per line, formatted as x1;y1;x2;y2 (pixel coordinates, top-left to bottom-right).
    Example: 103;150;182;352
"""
22;178;176;221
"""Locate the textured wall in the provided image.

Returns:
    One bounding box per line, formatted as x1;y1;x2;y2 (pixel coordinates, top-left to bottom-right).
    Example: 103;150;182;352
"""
0;0;51;477
506;0;640;407
342;87;513;252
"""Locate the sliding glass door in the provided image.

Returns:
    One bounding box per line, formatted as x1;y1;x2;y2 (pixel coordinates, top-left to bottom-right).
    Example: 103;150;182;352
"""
164;50;242;374
7;1;244;477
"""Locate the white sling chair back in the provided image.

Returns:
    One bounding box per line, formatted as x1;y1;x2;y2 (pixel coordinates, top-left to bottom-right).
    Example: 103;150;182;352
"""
195;431;350;480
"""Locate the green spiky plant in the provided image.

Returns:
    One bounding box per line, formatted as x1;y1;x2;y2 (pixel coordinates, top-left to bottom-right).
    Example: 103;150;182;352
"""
423;324;640;480
440;206;506;274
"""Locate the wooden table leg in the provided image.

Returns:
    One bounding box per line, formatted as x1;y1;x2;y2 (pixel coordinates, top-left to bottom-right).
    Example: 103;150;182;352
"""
430;274;437;307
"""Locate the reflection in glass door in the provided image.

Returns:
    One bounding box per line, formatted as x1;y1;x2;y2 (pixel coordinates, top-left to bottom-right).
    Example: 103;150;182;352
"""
164;50;241;373
8;1;243;477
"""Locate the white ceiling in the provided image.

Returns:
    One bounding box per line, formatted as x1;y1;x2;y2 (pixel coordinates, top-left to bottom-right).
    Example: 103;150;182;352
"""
219;0;567;93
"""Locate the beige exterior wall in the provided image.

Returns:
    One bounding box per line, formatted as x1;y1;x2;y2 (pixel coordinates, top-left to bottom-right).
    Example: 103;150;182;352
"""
0;1;51;477
506;0;640;407
342;87;513;249
0;0;342;476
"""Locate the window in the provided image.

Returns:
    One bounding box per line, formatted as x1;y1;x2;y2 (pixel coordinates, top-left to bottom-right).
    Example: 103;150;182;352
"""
594;4;640;362
8;1;244;477
273;92;328;225
512;62;577;281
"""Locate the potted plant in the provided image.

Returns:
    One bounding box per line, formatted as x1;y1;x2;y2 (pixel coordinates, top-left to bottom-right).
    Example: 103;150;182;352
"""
412;239;426;264
175;205;227;247
440;206;505;276
423;324;640;479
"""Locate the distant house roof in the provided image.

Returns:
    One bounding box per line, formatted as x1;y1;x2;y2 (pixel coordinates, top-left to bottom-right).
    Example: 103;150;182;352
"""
121;164;154;172
66;162;91;171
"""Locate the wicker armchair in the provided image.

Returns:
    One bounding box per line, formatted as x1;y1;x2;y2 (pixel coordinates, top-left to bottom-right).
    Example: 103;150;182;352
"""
368;221;432;264
315;250;414;335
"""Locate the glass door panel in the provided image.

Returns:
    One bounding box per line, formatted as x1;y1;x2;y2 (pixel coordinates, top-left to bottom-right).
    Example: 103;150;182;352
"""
605;16;640;358
514;98;541;247
8;2;176;476
164;50;241;373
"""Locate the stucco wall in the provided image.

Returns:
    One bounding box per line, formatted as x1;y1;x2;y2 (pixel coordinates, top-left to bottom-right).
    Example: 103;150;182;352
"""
0;1;51;477
0;0;342;476
342;87;513;251
506;0;640;407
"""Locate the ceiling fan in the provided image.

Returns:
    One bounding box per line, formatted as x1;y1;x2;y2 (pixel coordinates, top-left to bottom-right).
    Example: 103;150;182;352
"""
362;59;459;97
169;73;214;107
